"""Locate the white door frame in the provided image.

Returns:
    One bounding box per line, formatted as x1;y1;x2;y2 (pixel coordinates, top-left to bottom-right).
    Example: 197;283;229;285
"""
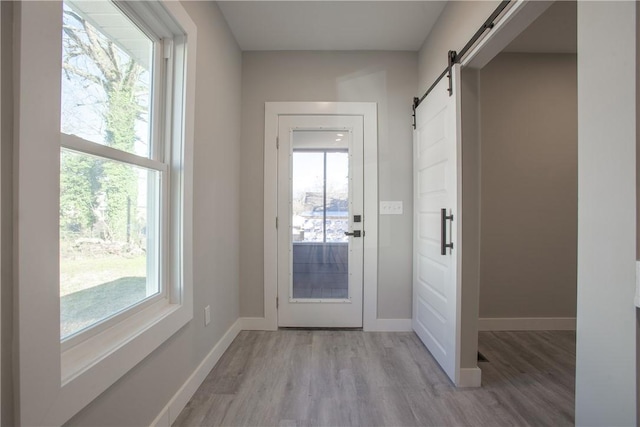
458;1;552;69
264;102;377;331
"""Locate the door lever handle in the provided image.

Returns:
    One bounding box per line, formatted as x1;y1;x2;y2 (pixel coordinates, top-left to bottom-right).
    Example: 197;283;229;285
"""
344;230;362;238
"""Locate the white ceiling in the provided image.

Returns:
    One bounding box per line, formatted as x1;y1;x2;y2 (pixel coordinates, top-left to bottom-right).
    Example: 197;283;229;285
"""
504;0;576;53
217;1;447;51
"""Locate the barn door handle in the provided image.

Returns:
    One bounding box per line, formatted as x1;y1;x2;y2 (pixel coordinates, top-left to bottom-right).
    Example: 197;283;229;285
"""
441;208;454;255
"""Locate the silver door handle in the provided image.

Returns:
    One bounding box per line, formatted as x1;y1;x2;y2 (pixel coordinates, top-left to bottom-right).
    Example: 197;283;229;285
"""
344;230;362;238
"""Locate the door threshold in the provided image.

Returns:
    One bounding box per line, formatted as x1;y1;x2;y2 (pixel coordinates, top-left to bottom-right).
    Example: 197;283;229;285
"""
278;327;363;331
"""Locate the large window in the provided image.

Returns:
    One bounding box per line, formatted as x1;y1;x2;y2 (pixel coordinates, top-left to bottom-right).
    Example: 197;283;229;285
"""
59;0;165;342
15;1;195;424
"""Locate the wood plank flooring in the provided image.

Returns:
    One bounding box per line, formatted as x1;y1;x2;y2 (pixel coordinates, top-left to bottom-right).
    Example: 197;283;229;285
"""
173;330;575;426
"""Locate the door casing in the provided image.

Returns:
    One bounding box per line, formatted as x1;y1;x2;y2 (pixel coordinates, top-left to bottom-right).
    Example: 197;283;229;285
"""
263;102;377;330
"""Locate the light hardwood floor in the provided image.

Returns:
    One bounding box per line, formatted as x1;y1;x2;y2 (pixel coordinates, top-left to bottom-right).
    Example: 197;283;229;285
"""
174;330;575;426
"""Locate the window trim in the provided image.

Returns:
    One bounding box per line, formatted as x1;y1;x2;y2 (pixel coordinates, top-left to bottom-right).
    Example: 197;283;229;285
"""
15;1;196;425
58;5;170;346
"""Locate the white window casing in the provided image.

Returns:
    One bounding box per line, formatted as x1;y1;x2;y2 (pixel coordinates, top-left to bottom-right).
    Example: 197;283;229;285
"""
15;1;196;425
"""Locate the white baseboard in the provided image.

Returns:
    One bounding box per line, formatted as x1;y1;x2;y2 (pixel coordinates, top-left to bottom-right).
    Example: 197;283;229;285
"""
150;319;242;427
478;317;576;331
150;410;169;427
457;367;482;387
368;318;413;332
239;317;272;330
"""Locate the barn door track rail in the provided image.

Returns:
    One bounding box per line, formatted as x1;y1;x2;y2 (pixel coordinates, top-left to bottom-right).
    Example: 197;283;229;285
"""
412;0;512;129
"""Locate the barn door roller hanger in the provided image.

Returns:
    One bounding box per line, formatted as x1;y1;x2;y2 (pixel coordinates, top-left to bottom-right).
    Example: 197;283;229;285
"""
411;0;512;129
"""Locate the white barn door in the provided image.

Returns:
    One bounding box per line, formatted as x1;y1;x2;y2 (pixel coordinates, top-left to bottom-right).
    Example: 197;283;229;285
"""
413;64;462;385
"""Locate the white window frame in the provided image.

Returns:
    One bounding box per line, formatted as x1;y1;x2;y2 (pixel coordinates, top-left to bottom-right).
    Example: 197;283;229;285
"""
15;1;195;425
59;0;169;349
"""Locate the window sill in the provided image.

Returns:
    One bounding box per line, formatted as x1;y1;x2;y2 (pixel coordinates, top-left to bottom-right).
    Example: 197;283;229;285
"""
49;296;192;425
62;299;182;385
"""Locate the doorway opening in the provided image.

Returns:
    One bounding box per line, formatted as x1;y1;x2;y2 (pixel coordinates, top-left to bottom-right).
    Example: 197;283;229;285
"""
411;0;578;400
465;1;578;420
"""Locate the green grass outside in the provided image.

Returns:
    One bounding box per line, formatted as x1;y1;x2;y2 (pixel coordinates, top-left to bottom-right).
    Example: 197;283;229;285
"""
60;254;152;338
60;254;146;296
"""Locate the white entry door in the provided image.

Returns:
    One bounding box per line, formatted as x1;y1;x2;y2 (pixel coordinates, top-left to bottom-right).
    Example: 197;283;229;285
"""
413;64;462;384
277;115;364;327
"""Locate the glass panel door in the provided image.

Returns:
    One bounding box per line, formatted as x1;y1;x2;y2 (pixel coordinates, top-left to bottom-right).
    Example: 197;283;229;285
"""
277;115;364;328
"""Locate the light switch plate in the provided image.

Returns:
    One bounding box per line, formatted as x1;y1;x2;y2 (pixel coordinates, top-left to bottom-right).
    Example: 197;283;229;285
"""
380;201;403;215
204;305;211;326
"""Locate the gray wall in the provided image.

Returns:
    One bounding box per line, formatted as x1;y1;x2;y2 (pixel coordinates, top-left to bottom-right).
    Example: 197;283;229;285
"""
64;2;242;425
1;1;13;425
240;51;417;319
575;1;637;425
478;52;577;319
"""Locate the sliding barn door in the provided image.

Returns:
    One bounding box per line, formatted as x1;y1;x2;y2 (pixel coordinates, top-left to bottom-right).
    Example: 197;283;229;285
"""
413;64;462;385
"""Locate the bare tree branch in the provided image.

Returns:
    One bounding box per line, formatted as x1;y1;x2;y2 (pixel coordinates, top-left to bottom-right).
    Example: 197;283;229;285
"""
63;63;102;86
83;23;120;86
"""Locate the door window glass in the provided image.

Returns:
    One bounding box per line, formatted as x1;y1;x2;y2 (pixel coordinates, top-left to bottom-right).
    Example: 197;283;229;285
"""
291;131;349;299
